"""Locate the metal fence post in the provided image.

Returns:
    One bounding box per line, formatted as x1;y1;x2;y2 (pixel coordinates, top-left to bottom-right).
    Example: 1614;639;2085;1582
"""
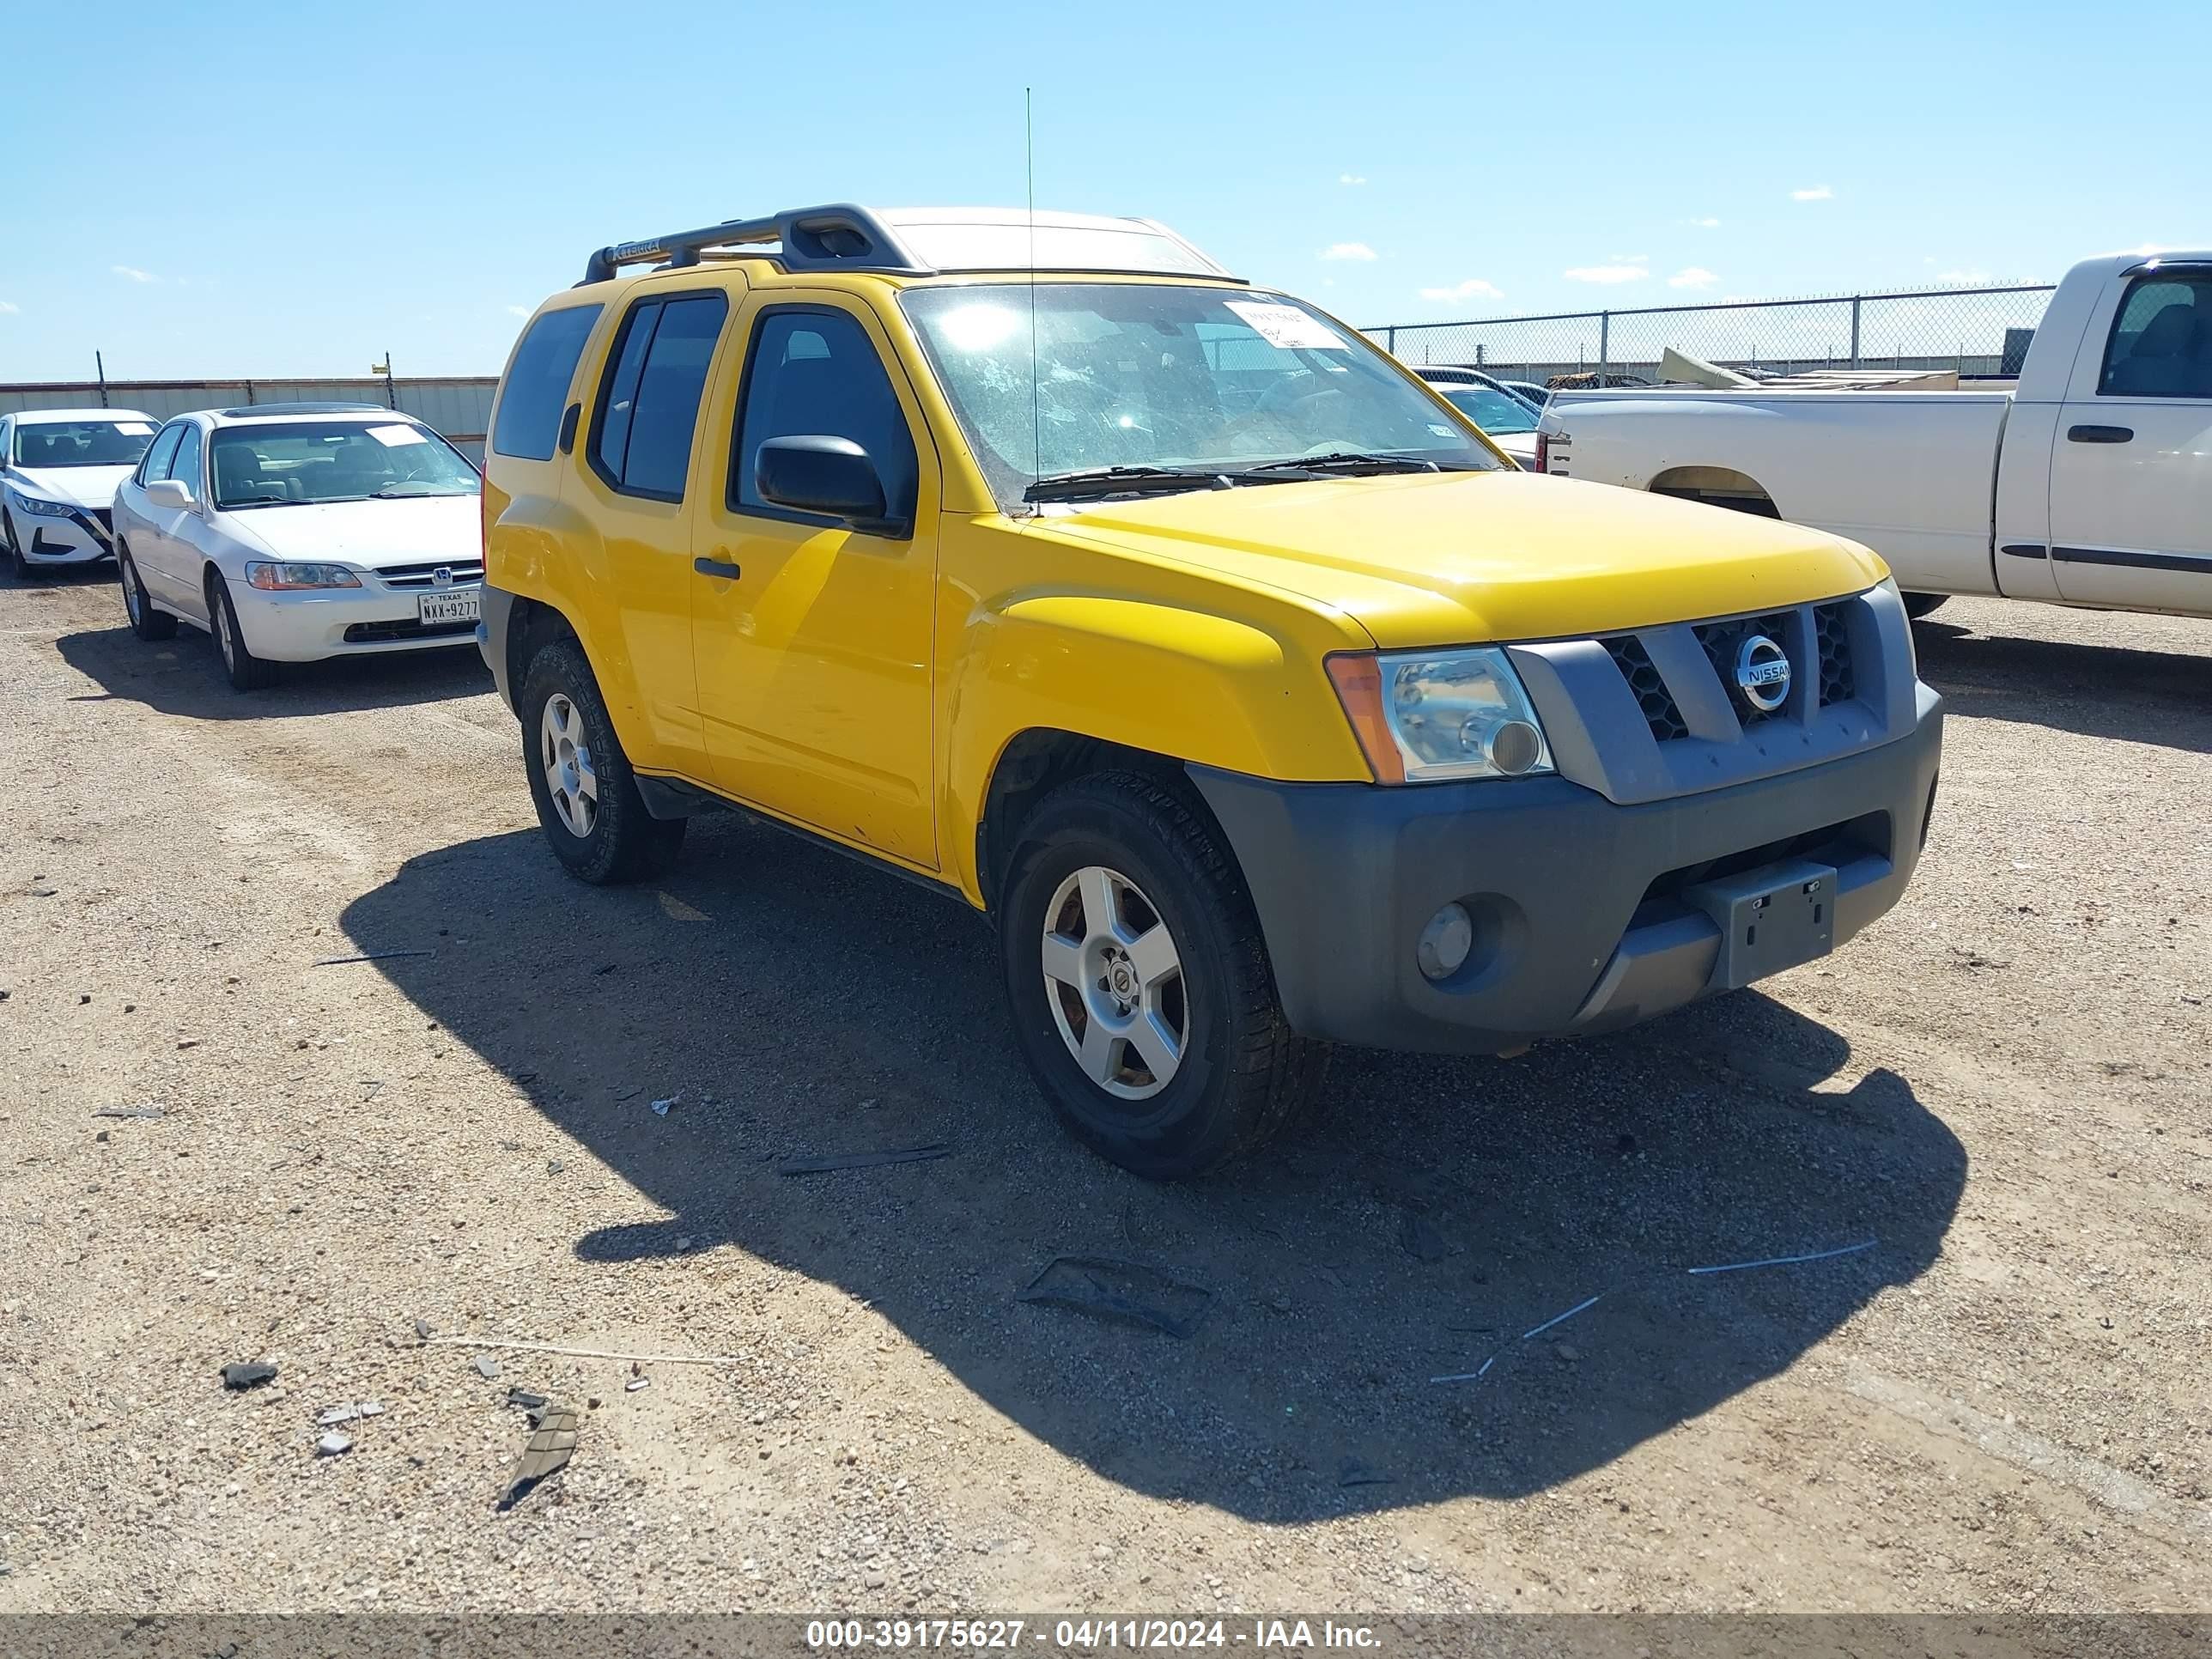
1849;296;1863;369
1385;326;1397;355
1597;312;1610;386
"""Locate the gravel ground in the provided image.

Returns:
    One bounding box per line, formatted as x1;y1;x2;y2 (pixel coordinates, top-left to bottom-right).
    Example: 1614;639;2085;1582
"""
0;572;2207;1616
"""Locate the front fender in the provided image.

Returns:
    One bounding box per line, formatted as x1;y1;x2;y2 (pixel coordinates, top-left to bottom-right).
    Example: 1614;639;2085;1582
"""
941;592;1371;900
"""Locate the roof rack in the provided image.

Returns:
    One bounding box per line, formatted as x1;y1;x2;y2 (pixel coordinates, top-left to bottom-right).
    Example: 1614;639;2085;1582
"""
581;204;1238;285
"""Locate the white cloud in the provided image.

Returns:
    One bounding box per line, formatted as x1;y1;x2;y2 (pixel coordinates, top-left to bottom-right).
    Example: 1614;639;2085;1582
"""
1668;266;1720;290
1686;216;1721;228
1339;172;1367;185
1418;277;1504;303
506;304;533;317
1790;185;1833;202
112;264;161;283
1320;241;1377;262
1563;264;1648;284
0;300;19;314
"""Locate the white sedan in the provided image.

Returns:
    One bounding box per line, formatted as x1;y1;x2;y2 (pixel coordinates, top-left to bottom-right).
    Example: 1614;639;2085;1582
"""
109;403;485;690
0;406;162;578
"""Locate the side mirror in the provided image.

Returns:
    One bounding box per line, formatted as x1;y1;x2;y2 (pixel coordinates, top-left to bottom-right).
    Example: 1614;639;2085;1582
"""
145;477;196;511
754;435;907;537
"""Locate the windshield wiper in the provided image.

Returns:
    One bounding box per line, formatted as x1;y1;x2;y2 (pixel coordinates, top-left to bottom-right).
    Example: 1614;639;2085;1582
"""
1248;452;1447;477
1024;464;1325;504
370;484;474;498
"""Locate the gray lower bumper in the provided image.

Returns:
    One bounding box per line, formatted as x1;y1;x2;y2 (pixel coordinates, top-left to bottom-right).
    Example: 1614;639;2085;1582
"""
477;584;519;714
1190;687;1942;1054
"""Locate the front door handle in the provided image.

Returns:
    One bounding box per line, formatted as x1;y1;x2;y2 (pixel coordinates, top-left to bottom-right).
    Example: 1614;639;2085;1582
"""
2067;423;2133;444
693;555;742;580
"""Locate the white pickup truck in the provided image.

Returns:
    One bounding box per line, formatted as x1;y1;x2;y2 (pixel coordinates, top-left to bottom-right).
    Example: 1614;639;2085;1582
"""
1535;251;2212;621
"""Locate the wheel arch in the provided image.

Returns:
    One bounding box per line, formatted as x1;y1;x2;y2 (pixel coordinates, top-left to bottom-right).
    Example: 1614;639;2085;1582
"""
1648;465;1782;518
504;592;581;707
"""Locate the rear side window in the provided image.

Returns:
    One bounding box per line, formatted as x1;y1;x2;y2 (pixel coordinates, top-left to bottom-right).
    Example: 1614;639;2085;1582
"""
2100;273;2212;399
494;304;604;459
730;308;917;522
138;422;185;483
590;293;729;501
170;424;204;494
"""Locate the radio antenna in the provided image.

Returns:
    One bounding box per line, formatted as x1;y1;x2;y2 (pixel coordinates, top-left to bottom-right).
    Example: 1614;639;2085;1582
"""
1025;86;1041;492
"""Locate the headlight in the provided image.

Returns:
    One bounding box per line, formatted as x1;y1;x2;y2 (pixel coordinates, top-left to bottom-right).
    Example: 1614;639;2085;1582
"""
244;562;362;592
8;489;75;517
1326;647;1553;783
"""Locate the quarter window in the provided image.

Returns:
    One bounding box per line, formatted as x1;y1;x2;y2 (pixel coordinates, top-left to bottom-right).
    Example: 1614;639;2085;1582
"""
730;308;917;523
493;304;604;460
2100;273;2212;399
589;293;729;501
139;422;185;484
170;424;204;495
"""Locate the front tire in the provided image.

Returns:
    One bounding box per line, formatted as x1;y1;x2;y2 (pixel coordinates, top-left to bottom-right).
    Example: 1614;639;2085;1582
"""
999;770;1327;1180
1902;592;1948;621
518;637;685;884
208;572;275;690
118;547;178;641
3;512;35;581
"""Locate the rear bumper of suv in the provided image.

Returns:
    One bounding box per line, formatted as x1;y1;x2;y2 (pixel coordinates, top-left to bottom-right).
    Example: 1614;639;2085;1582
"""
1189;684;1942;1054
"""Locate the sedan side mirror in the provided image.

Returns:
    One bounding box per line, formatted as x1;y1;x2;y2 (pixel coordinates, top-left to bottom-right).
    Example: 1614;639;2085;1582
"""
145;477;196;511
754;435;908;538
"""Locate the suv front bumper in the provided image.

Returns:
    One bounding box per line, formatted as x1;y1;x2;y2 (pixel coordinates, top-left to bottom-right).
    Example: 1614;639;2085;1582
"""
1189;684;1942;1054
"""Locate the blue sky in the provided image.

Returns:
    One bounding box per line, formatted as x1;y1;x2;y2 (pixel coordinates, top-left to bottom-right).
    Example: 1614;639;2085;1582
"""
2;0;2204;381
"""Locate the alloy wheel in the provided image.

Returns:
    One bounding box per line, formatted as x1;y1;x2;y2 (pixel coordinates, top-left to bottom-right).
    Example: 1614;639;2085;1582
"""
1040;865;1188;1100
539;692;599;839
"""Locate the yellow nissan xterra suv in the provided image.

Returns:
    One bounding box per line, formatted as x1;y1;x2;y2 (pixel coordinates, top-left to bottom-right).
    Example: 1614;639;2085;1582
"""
480;204;1942;1179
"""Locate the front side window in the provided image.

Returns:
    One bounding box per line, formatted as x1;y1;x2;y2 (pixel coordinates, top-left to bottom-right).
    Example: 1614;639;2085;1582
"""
2100;273;2212;399
589;292;729;501
207;422;481;509
1437;384;1539;434
170;424;204;495
138;422;186;484
901;282;1500;506
494;304;604;459
730;308;918;520
12;417;160;468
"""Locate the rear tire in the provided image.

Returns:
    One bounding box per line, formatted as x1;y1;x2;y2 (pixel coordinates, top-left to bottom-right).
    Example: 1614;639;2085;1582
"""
208;571;275;690
118;546;178;641
518;637;685;884
999;770;1327;1180
1902;592;1948;620
3;512;35;581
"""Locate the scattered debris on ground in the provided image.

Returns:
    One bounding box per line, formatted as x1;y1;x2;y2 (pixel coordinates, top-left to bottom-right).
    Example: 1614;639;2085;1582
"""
312;948;435;967
315;1431;353;1457
317;1401;385;1426
1018;1255;1214;1340
220;1361;278;1391
473;1355;501;1380
93;1104;165;1121
496;1403;580;1511
504;1389;548;1411
650;1094;680;1116
778;1144;953;1176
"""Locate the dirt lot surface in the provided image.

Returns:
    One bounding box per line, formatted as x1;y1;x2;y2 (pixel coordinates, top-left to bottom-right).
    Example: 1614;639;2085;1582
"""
1;574;2207;1618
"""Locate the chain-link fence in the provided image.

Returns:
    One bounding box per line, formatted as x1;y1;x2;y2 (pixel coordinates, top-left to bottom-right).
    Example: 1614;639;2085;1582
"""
1365;284;2057;388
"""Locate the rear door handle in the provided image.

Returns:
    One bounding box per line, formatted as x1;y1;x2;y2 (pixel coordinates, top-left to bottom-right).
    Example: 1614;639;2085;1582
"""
693;555;741;580
2067;424;2133;444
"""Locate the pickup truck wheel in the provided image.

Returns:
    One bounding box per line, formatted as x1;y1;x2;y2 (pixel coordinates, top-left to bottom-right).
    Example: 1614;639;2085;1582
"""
118;547;177;641
519;638;685;884
1000;771;1327;1180
1902;592;1948;620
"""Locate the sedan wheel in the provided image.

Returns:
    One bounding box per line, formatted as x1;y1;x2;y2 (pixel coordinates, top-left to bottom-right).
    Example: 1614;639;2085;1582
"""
539;692;599;839
1040;864;1188;1101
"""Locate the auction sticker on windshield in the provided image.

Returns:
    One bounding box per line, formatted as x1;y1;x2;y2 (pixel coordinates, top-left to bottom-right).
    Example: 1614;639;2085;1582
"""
1224;301;1349;350
368;424;430;447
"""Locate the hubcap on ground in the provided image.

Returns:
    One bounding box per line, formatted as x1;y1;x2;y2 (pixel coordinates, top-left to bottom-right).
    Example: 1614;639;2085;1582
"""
1041;864;1187;1100
539;692;599;839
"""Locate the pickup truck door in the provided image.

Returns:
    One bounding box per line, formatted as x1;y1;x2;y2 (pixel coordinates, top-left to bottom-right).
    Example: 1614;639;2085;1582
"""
2043;264;2212;612
689;294;941;872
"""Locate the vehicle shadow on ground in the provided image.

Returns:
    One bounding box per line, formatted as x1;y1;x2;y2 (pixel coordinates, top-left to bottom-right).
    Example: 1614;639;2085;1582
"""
343;814;1965;1521
54;621;489;720
1913;617;2212;754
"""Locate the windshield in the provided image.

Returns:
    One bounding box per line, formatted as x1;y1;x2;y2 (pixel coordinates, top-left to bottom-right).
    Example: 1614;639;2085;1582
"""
1437;385;1539;435
901;283;1500;504
12;418;158;468
210;421;481;509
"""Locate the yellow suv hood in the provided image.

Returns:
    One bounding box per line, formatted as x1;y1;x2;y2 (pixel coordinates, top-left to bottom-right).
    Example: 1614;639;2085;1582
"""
1047;471;1887;647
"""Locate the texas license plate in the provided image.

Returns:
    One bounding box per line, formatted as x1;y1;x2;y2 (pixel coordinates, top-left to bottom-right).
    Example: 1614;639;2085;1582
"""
1685;857;1838;991
417;589;480;625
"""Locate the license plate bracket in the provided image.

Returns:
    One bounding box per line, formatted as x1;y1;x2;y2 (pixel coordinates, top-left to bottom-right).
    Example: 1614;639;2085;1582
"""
1685;857;1837;991
416;589;480;626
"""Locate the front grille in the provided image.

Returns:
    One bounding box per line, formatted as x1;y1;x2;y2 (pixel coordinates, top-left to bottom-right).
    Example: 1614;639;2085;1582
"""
377;560;485;591
1604;635;1687;742
1693;611;1793;726
343;617;477;644
1814;601;1855;705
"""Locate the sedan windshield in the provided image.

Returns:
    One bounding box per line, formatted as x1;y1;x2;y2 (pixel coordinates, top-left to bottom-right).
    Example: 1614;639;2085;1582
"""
12;419;157;467
210;422;481;509
901;283;1500;506
1437;384;1539;435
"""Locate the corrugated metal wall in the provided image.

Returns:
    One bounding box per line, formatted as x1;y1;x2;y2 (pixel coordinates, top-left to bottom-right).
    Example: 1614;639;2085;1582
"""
0;378;496;464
